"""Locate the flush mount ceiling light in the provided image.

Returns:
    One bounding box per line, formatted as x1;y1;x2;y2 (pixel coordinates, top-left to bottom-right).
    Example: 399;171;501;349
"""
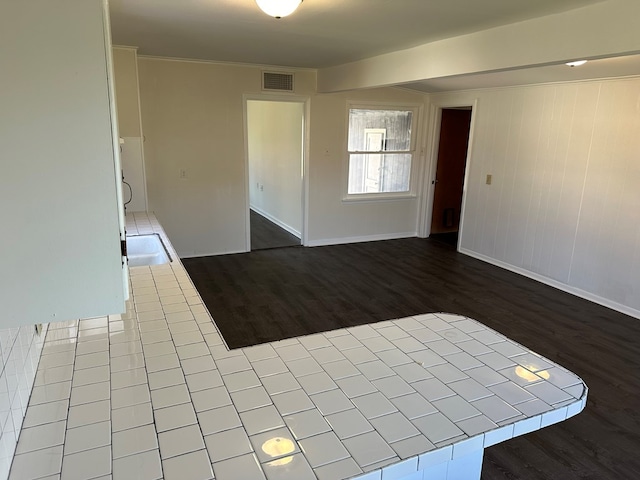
566;60;588;67
256;0;302;18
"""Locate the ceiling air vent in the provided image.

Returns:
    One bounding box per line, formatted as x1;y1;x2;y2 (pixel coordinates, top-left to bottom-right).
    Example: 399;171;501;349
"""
262;71;294;92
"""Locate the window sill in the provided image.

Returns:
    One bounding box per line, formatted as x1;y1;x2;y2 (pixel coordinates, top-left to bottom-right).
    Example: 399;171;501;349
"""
342;193;417;203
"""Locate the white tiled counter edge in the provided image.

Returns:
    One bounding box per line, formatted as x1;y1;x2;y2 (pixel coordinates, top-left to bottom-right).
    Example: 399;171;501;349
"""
9;212;588;480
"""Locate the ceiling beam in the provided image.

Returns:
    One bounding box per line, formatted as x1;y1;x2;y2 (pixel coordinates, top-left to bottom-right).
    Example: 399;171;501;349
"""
317;0;640;92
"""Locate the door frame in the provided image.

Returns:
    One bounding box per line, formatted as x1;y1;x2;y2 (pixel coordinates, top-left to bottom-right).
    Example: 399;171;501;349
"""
418;98;478;250
242;93;310;251
103;4;129;300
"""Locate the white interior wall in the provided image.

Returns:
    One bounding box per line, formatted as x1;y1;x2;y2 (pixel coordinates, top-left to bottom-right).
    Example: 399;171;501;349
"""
306;89;427;246
137;59;316;257
0;1;126;475
112;48;142;137
247;100;303;237
119;137;147;213
136;57;639;316
113;47;148;212
430;77;640;317
137;58;427;256
1;0;126;326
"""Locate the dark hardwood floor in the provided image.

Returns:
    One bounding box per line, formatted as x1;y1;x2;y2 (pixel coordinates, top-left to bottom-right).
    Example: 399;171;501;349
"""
429;231;459;247
182;238;640;480
250;209;300;250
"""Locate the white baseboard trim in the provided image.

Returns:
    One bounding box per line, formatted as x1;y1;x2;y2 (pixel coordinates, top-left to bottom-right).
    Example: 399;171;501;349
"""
178;248;248;259
250;207;301;238
459;247;640;320
306;232;417;247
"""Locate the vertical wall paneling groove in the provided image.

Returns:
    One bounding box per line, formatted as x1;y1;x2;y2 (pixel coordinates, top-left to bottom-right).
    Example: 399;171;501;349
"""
434;77;640;317
568;84;602;281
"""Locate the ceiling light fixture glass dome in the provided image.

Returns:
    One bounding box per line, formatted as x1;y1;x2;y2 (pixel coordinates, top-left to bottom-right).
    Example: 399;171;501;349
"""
256;0;303;19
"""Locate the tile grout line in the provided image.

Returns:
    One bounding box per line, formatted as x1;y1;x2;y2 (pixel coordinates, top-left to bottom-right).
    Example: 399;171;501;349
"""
8;214;587;480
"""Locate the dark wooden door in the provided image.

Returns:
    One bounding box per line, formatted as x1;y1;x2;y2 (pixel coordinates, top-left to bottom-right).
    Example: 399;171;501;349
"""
430;108;472;234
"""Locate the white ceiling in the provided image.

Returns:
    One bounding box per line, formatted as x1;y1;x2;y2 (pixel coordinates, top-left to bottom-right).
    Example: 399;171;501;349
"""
109;0;603;69
109;0;640;92
400;54;640;93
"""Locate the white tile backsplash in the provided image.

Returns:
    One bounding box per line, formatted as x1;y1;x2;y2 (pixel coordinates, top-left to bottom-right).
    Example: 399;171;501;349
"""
0;322;48;478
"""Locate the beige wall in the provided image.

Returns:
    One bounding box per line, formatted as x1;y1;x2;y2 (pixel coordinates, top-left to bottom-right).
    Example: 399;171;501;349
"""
430;77;640;317
137;57;427;256
112;47;142;137
113;47;147;212
137;59;317;256
135;56;640;317
306;88;426;245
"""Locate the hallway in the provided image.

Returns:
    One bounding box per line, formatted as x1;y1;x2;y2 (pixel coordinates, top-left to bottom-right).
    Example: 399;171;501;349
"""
250;210;300;251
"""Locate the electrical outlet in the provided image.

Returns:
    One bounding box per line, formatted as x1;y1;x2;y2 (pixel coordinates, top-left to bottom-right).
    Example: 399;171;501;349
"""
179;169;187;179
486;174;492;185
260;184;264;191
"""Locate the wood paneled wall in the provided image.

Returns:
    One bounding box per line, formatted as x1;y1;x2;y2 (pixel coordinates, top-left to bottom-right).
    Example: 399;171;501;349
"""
432;77;640;316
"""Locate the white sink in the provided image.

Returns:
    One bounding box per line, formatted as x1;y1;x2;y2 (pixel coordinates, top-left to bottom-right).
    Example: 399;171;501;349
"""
126;234;171;267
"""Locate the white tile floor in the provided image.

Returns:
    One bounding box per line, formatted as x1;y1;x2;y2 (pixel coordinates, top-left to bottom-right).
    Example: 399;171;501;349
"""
8;213;588;480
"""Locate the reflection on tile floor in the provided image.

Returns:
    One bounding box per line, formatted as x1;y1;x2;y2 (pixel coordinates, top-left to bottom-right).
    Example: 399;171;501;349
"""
8;214;587;480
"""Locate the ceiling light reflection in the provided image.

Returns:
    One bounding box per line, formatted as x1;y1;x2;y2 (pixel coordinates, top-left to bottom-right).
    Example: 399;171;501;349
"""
268;456;294;467
262;437;295;464
515;365;549;382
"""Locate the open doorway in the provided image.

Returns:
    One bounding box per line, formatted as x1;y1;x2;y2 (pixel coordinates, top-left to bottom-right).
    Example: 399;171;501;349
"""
430;107;472;247
246;99;305;251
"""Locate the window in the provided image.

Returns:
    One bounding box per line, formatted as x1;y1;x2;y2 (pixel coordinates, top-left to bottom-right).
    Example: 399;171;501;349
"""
346;106;417;197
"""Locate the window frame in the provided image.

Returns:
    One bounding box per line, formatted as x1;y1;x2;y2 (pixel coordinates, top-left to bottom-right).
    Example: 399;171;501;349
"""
343;102;422;202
